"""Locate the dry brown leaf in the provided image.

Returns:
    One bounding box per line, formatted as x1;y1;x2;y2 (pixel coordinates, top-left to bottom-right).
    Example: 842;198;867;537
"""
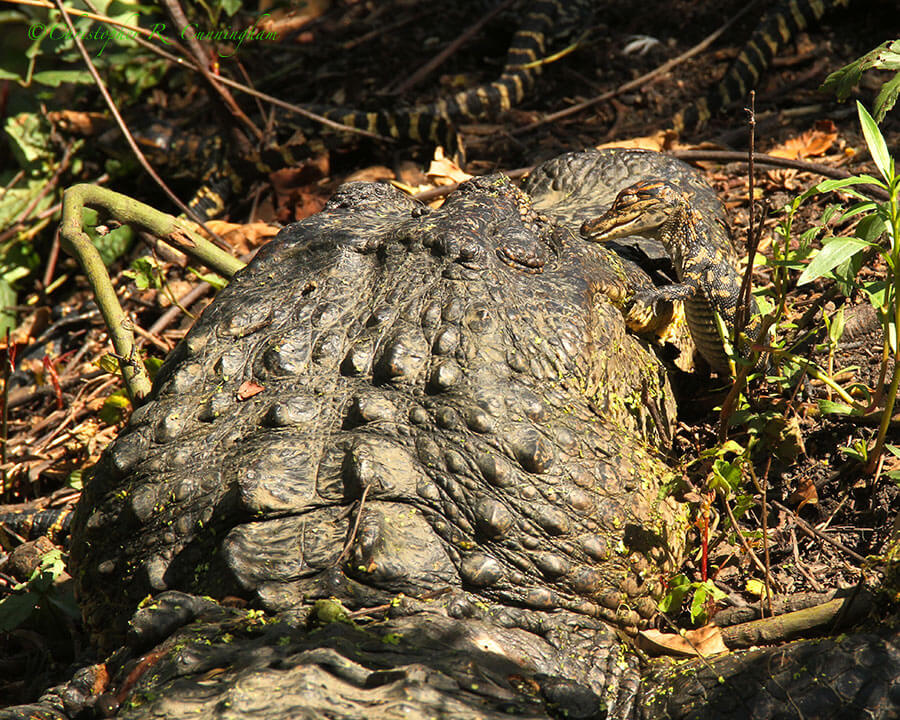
203;221;280;256
269;155;331;223
786;476;819;511
426;147;473;186
595;130;677;152
237;380;265;400
637;624;729;657
765;121;838;190
46;110;109;136
12;306;51;345
345;166;395;183
768;120;837;160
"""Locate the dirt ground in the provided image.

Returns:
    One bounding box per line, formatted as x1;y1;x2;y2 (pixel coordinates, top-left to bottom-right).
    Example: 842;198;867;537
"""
1;0;899;707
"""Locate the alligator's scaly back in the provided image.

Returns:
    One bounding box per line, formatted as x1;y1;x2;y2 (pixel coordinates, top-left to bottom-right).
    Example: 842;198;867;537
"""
71;156;691;643
26;150;897;720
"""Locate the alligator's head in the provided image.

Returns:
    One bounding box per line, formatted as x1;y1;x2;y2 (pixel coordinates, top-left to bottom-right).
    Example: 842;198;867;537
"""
71;174;687;643
580;180;689;241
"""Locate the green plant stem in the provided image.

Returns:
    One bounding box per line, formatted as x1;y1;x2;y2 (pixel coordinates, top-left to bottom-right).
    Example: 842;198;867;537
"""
776;352;863;409
60;184;246;402
867;183;900;473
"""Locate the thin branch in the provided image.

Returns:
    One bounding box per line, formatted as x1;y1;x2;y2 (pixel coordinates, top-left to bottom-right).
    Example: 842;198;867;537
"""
672;151;890;201
391;0;517;95
511;0;760;135
48;0;228;242
771;500;867;565
157;0;262;141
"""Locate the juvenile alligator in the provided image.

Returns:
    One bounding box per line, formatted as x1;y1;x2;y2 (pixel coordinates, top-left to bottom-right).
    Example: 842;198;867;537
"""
0;503;73;548
3;149;897;720
581;179;765;374
319;0;854;144
126;0;854;218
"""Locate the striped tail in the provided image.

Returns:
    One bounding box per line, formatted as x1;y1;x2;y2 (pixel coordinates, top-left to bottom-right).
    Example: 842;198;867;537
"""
674;0;851;132
0;504;74;547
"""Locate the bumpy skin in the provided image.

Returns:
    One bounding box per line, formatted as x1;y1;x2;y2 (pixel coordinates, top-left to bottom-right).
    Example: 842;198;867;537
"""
8;149;895;720
642;629;900;719
71;149;703;644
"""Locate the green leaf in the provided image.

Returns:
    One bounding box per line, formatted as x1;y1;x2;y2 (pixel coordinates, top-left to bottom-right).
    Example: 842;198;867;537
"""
832;250;867;297
97;354;121;375
841;442;868;463
822;40;900;102
68;468;83;490
710;458;742;493
874;71;900;123
689;585;710;624
0;592;39;632
841;201;878;221
100;390;131;425
813;176;885;195
827;306;845;345
817;399;855;415
888;308;898;354
145;356;164;380
857;101;893;183
187;267;227;290
797;236;873;285
220;0;243;16
745;578;766;597
0;68;27;82
46;588;80;620
39;548;65;578
862;279;888;309
31;69;92;86
659;574;690;613
855;213;887;243
123;256;161;290
0;276;16;339
4;112;55;169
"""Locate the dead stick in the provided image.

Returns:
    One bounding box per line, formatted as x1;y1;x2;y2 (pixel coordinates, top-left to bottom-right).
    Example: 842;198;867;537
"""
392;0;517;95
771;500;867;564
512;0;760;134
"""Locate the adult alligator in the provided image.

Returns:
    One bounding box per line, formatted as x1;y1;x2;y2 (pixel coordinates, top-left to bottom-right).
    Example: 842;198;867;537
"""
3;149;897;719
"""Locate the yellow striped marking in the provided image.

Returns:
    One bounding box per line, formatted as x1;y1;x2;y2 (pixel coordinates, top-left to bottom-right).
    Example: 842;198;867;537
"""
776;15;791;42
408;113;422;142
508;46;540;61
737;50;760;83
519;30;547;50
386;115;400;139
458;92;473;116
476;86;492;112
495;81;512;111
760;31;779;56
428;115;442;143
789;0;808;30
746;39;767;68
509;73;525;101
